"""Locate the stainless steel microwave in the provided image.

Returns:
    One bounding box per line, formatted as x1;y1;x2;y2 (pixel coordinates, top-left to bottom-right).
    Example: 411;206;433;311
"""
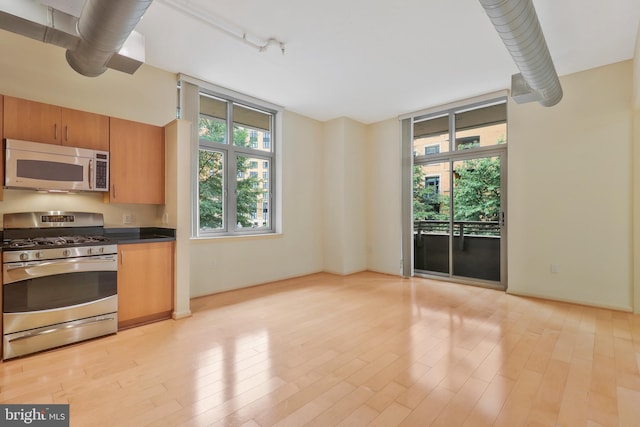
5;139;109;192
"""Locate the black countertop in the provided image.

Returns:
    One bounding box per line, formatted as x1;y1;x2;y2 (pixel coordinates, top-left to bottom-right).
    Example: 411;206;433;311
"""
104;227;176;244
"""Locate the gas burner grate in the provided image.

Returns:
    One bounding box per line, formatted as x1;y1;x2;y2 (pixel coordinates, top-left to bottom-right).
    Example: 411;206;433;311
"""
4;235;111;249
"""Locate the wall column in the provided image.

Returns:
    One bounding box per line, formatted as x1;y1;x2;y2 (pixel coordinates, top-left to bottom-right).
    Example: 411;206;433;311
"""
323;117;367;275
163;119;192;319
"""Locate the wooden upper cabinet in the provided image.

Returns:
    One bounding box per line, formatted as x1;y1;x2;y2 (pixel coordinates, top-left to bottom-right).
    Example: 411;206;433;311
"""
3;96;61;144
61;108;109;151
109;117;165;204
3;96;109;150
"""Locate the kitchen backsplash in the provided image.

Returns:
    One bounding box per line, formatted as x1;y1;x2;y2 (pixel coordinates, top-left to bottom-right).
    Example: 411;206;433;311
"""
0;189;162;228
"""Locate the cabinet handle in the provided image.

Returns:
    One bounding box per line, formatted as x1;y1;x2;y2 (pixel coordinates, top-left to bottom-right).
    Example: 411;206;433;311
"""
65;126;69;141
113;184;116;199
120;250;124;266
54;124;58;140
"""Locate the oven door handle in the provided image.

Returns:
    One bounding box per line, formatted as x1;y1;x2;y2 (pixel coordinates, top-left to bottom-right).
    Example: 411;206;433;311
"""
7;316;116;343
3;256;117;284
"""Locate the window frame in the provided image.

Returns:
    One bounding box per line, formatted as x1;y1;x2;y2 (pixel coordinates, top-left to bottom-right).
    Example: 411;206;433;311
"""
181;76;282;238
400;92;508;282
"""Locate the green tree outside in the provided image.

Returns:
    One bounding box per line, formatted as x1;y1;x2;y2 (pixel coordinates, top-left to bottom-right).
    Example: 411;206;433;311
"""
453;156;501;222
413;165;449;221
413;141;503;229
198;117;264;229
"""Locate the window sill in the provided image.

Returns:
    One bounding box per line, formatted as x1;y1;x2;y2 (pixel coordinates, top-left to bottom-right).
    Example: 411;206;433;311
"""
190;232;283;243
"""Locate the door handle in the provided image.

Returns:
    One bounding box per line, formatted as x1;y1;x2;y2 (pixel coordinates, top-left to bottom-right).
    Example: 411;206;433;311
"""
8;316;116;343
89;159;93;190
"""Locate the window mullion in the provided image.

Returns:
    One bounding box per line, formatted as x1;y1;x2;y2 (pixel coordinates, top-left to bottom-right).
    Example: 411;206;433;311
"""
227;102;237;233
192;81;278;237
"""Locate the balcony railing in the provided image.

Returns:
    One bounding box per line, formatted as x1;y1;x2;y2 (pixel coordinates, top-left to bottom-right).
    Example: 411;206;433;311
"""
413;220;500;281
414;220;500;237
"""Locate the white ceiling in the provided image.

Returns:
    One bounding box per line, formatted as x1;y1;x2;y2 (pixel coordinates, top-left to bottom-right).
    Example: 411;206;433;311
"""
129;1;638;122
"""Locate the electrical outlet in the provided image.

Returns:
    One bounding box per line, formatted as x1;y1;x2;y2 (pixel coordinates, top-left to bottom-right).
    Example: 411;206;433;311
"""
550;263;560;274
122;213;133;224
162;212;169;224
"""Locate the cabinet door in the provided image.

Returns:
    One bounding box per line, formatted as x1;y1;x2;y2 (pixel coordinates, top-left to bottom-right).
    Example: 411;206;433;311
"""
109;117;165;204
118;242;174;328
61;108;109;150
3;96;61;144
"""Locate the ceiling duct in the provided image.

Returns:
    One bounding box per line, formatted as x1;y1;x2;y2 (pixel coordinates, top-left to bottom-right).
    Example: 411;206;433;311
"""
0;0;151;76
478;0;563;107
66;0;153;77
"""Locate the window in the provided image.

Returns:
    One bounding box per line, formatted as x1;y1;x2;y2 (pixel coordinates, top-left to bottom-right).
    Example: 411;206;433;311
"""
425;175;440;194
425;144;440;155
198;150;225;230
187;79;279;236
413;102;506;154
456;136;480;151
263;132;271;149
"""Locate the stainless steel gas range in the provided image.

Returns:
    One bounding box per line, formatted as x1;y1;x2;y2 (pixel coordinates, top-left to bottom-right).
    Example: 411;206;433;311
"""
2;212;117;360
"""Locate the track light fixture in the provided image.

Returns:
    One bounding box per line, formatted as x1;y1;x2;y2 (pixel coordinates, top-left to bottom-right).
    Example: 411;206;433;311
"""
158;0;286;55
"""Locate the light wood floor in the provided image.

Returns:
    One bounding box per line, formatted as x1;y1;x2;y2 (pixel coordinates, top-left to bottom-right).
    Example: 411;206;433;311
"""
1;272;639;426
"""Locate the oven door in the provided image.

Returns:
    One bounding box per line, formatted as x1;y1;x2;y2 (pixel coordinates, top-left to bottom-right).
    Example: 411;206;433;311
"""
3;255;118;335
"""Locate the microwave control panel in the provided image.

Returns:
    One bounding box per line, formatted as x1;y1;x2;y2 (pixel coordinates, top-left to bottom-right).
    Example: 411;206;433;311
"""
95;160;108;190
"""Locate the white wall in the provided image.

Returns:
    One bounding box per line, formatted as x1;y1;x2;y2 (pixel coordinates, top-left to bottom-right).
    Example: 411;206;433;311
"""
163;119;192;319
189;111;325;296
343;119;368;274
323;119;345;273
0;191;158;228
366;118;402;275
0;32;176;126
634;24;640;109
3;27;638;313
508;60;633;311
323;117;367;275
633;23;640;313
0;31;177;226
365;61;635;312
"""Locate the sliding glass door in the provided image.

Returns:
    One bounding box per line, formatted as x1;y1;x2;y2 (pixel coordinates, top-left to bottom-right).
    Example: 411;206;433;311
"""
451;154;503;282
414;160;451;274
411;100;507;288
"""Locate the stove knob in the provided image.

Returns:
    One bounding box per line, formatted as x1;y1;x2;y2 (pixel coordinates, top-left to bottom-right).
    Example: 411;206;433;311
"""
99;247;105;254
87;248;93;255
35;251;43;259
19;252;28;261
63;249;71;257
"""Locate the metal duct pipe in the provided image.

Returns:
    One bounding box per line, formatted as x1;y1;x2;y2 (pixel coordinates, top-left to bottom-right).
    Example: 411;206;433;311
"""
478;0;563;107
66;0;154;77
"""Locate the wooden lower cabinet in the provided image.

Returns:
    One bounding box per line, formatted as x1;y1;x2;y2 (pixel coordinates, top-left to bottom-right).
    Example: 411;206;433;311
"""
117;241;174;329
